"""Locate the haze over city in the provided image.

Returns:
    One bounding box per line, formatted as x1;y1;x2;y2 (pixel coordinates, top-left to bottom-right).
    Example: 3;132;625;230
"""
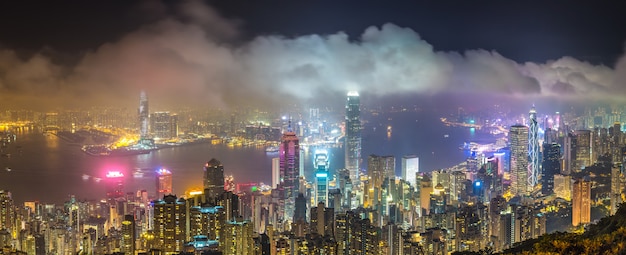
1;1;625;111
2;1;626;255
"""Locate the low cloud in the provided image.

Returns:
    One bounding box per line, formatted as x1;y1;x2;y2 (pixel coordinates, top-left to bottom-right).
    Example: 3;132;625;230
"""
0;2;624;110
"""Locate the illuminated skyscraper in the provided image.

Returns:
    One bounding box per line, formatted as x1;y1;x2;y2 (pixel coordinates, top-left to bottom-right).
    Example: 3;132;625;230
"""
611;165;623;215
153;195;187;253
156;168;173;198
528;106;539;188
573;130;592;171
345;91;362;184
572;178;591;226
0;190;13;231
222;218;254;255
401;155;419;188
150;112;178;139
204;158;225;203
279;123;300;221
315;150;330;205
121;214;135;255
105;171;125;199
139;90;149;140
509;125;529;197
368;155;396;188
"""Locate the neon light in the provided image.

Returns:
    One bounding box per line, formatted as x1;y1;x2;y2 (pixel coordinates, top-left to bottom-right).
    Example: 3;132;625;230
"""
156;168;172;175
316;173;328;178
106;171;124;178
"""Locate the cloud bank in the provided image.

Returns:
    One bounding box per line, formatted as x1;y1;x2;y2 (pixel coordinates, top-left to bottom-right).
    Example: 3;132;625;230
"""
0;2;624;110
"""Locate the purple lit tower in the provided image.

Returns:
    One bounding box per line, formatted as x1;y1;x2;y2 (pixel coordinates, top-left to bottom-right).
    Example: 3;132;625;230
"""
279;122;300;222
139;91;149;140
156;168;172;199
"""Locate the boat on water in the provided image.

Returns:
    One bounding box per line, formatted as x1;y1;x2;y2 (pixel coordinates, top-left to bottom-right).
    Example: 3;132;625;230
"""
82;145;153;157
265;146;279;153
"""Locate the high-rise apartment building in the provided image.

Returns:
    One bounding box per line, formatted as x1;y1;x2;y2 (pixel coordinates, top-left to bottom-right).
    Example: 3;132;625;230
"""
509;125;529;197
611;165;623;215
222;218;254;255
204;158;225;203
121;215;135;255
572;178;591;226
345;91;362;184
153;195;187;253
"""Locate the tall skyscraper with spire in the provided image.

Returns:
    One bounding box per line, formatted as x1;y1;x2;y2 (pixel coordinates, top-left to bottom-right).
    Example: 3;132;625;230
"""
510;125;529;197
139;91;149;140
345;91;362;184
528;106;540;189
279;122;300;222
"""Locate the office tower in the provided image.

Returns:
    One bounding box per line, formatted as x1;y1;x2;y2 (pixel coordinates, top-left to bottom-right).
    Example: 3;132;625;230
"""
573;130;592;171
572;178;591;226
528;106;540;188
153;195;187;253
310;202;335;237
345;91;362;184
315;149;330;205
105;171;125;199
401;155;419;188
368;155;396;188
316;171;329;206
150;112;178;139
541;143;561;195
156;168;173;198
121;215;135;255
139;90;149;140
204;158;225;204
222;218;254;255
611;165;623;215
509;125;529;197
279;123;300;221
553;174;572;201
271;157;280;189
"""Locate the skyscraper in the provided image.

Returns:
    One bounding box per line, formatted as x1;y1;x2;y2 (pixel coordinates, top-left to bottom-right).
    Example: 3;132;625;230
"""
204;158;225;203
572;178;591;226
611;165;623;215
139;90;149;140
574;130;592;171
528;106;539;188
345;91;362;184
153;195;187;253
315;149;330;205
156;168;173;199
150;112;178;139
279;123;300;221
368;155;396;188
510;125;529;197
541;143;561;195
121;215;135;255
105;171;125;199
401;155;419;188
271;157;280;189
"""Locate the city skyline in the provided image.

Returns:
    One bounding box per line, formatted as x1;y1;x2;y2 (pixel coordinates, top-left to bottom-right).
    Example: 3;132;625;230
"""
0;1;625;111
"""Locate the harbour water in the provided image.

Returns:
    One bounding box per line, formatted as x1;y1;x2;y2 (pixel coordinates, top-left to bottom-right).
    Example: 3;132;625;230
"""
0;110;493;204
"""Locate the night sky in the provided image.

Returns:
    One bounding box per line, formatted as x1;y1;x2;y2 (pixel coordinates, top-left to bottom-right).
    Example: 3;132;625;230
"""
1;1;625;110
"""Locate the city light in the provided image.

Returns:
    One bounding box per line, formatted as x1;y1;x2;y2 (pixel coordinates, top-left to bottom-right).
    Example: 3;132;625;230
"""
106;171;124;178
